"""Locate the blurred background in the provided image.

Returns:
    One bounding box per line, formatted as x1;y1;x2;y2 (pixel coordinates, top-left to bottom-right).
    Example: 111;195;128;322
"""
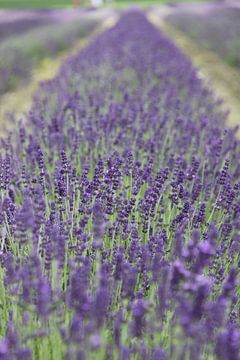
0;0;239;132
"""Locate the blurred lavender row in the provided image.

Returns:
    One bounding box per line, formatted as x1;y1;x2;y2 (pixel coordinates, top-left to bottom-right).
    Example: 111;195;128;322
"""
0;9;112;96
0;8;97;26
0;18;58;42
167;7;240;67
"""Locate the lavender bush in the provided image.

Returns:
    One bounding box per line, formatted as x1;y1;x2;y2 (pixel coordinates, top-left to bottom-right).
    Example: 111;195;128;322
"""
0;10;240;359
167;8;240;67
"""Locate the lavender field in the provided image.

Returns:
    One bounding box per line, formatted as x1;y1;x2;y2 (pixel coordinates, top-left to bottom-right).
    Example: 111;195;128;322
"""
0;8;240;360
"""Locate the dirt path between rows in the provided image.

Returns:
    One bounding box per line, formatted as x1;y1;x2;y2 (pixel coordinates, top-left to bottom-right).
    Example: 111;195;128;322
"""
0;11;118;134
148;11;240;136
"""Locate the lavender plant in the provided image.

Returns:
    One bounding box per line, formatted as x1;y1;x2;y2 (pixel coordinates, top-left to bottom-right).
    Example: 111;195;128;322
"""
0;10;240;360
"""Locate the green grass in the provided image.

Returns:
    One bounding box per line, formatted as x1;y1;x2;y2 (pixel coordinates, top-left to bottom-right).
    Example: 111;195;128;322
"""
0;0;75;8
0;0;208;9
113;0;207;3
106;0;208;10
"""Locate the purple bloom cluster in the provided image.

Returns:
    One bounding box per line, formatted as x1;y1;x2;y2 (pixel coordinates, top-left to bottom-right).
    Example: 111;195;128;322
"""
0;10;240;359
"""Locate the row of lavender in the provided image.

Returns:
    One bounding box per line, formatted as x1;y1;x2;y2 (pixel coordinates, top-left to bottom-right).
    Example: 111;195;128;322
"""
0;10;240;359
167;8;240;68
0;17;55;42
0;9;93;44
0;11;103;96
